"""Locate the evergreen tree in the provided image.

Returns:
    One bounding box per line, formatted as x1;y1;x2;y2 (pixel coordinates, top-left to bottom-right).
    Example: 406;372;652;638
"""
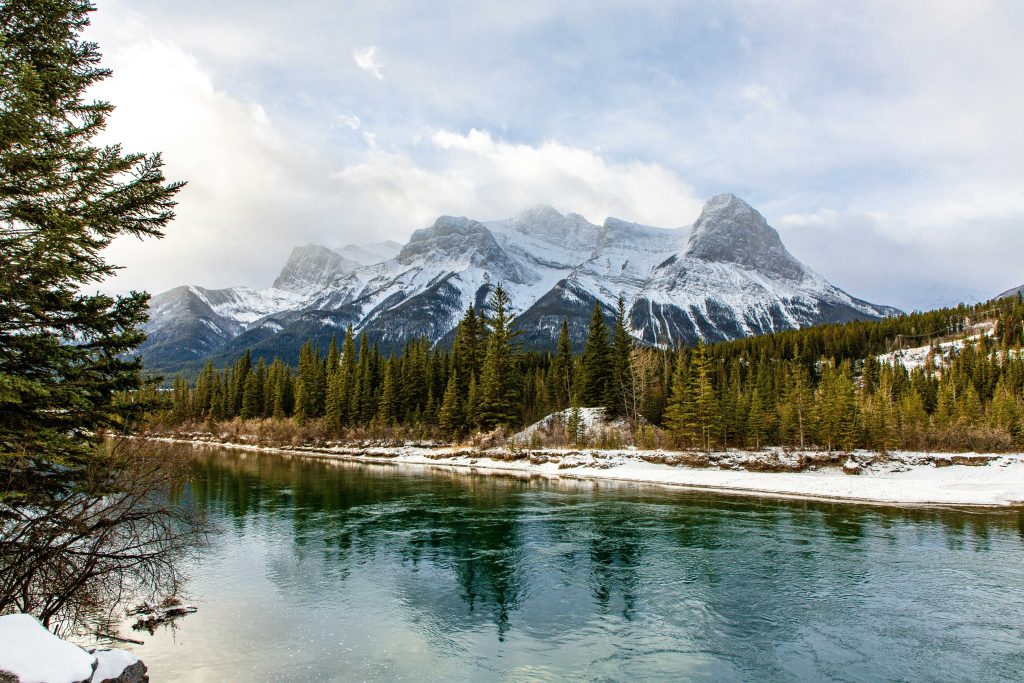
375;357;398;427
610;297;635;419
437;370;462;438
665;352;699;448
339;326;357;425
690;343;720;451
551;318;574;409
580;300;611;407
477;285;521;430
566;401;585;446
0;0;183;499
325;364;344;432
240;371;260;419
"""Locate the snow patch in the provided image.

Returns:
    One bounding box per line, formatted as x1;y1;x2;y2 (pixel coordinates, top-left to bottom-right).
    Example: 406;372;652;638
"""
0;614;96;683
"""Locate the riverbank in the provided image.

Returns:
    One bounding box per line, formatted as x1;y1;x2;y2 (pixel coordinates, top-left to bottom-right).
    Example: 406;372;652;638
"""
146;432;1024;507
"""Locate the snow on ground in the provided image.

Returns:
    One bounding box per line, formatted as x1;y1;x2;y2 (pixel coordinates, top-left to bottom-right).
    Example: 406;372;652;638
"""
0;614;142;683
160;436;1024;507
515;407;608;441
92;648;141;682
877;321;998;371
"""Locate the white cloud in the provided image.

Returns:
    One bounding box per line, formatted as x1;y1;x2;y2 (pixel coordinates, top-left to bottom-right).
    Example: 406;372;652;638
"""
353;45;384;80
330;129;704;232
87;10;337;295
80;0;1024;310
337;114;362;130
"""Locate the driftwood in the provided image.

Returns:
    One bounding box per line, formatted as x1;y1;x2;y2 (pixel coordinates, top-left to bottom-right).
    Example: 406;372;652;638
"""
129;599;197;633
96;631;145;645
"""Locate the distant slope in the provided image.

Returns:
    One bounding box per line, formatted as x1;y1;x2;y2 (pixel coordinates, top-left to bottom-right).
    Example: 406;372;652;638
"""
997;284;1024;299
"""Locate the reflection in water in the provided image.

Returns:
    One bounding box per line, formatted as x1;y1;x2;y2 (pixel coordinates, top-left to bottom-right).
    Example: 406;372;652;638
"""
145;446;1024;682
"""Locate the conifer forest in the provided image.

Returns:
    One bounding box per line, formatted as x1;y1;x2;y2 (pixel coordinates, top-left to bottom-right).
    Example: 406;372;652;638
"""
144;286;1024;454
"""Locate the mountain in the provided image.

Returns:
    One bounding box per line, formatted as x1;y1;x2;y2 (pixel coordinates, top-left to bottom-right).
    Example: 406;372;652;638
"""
997;284;1024;299
139;194;900;372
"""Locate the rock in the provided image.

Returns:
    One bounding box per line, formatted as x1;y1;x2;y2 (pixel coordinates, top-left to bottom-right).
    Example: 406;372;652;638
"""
842;459;862;475
91;649;148;683
950;455;995;466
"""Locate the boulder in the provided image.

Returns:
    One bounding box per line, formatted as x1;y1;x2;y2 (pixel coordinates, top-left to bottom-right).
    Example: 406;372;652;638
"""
842;459;862;475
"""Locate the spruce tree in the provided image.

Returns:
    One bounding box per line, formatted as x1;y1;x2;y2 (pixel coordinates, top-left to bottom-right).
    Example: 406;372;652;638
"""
580;300;611;408
665;352;699;448
477;285;521;430
437;370;462;438
375;357;398;427
690;343;720;452
240;371;260;419
0;0;183;499
551;318;574;410
610;297;635;419
339;326;357;425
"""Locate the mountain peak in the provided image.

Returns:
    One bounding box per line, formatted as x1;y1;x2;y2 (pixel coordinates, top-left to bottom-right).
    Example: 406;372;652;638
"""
273;244;360;293
514;204;564;222
687;194;804;280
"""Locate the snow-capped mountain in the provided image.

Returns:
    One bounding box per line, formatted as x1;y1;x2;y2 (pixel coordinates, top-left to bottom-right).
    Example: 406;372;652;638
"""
998;284;1024;299
139;194;900;370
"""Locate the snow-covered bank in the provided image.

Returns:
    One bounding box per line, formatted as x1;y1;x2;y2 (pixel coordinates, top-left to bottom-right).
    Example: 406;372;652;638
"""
150;435;1024;507
0;614;146;683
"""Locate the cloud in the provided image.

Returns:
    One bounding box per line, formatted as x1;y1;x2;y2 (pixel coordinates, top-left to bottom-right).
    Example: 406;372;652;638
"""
352;45;384;80
87;9;340;295
337;114;362;130
330;128;704;232
82;0;1024;310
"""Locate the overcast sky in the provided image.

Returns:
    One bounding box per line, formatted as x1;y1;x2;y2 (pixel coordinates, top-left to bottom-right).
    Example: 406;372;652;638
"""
88;0;1024;311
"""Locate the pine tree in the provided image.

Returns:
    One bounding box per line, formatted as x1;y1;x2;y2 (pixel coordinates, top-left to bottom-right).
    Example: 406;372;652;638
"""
551;318;574;410
990;377;1022;439
240;371;260;419
566;401;585;446
0;0;183;498
580;300;612;407
665;352;699;448
375;357;398;427
194;361;216;417
325;364;344;432
465;373;479;429
788;364;813;450
746;388;766;450
232;350;252;416
437;370;462;438
610;297;635;419
339;326;357;425
690;343;720;452
477;285;521;430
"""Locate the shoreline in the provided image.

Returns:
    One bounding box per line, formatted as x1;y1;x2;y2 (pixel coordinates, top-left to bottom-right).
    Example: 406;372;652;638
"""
146;435;1024;509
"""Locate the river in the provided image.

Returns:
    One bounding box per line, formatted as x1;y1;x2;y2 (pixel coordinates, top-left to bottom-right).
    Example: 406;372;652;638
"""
134;446;1024;681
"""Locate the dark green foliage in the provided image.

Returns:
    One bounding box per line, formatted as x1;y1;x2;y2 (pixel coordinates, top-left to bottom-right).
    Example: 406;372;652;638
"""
0;0;183;500
580;301;612;408
476;285;521;430
156;293;1024;454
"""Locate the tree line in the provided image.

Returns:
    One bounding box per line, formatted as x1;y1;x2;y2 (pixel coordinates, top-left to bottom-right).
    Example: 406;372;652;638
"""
154;288;1024;453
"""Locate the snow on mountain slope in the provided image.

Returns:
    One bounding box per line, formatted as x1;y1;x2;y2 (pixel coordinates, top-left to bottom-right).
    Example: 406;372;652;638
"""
140;195;900;370
998;283;1024;299
336;240;402;266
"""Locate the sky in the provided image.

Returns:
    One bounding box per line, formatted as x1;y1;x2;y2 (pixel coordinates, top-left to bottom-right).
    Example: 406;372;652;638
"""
87;0;1024;312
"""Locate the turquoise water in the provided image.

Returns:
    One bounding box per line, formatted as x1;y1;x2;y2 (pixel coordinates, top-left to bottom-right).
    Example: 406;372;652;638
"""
135;447;1024;681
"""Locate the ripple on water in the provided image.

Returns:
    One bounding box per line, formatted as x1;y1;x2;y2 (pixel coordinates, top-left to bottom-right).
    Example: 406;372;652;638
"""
136;446;1024;682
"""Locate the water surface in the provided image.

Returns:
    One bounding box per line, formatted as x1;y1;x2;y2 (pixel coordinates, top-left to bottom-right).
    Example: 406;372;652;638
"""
137;446;1024;681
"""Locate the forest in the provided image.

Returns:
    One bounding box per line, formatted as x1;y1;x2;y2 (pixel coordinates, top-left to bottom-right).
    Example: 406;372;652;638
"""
143;285;1024;453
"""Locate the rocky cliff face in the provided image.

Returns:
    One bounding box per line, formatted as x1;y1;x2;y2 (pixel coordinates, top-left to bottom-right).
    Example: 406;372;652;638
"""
140;195;899;370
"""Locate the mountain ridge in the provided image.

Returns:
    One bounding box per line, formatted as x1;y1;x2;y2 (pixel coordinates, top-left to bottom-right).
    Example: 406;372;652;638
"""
140;195;900;371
